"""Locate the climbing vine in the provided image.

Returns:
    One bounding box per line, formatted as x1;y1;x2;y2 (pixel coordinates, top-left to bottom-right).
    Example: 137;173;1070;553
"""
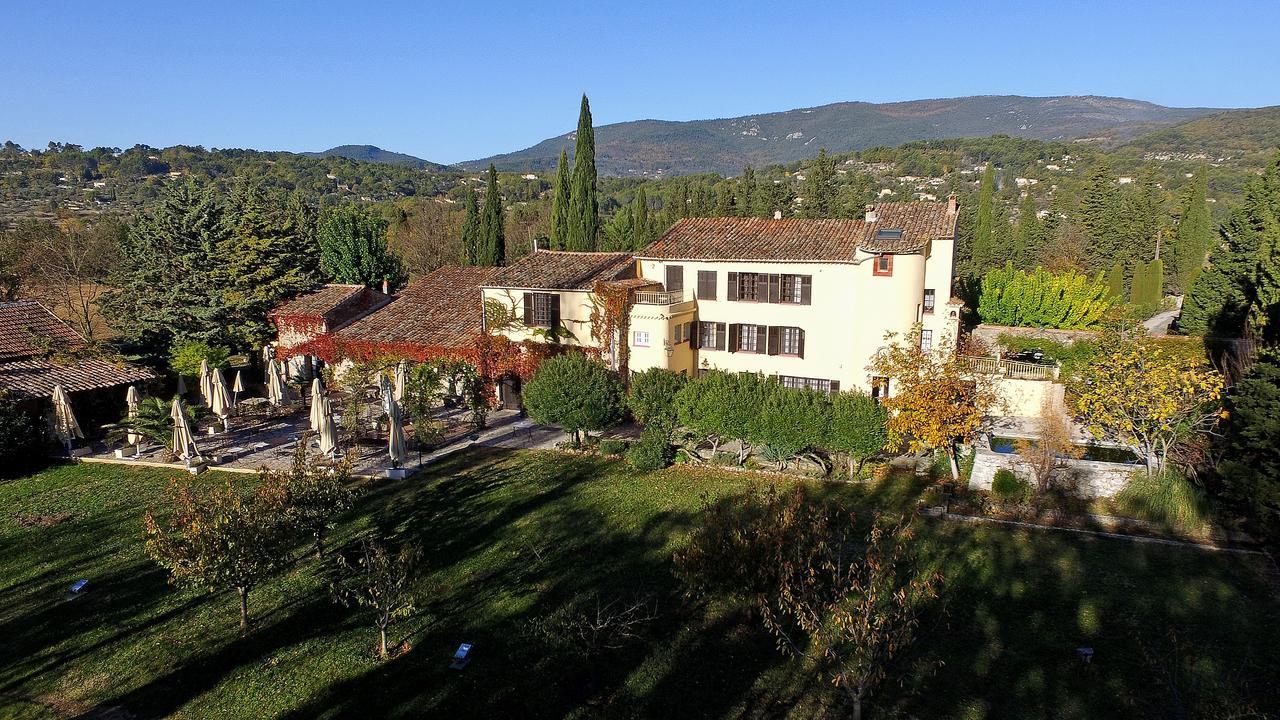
589;280;635;377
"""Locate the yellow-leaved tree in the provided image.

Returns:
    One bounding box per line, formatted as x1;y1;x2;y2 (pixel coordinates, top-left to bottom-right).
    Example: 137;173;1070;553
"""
869;329;1000;479
1070;329;1224;474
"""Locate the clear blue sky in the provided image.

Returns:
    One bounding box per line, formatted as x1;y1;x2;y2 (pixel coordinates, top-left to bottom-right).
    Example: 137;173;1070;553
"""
2;0;1277;164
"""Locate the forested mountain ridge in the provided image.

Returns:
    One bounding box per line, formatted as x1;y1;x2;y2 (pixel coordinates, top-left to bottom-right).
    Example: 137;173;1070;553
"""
1120;106;1280;161
463;95;1221;176
303;145;448;170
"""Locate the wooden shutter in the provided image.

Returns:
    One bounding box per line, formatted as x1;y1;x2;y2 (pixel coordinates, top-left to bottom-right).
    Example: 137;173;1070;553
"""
829;380;839;394
666;264;684;292
755;325;767;353
800;275;812;305
522;293;534;325
691;321;701;349
797;329;806;358
697;270;716;300
728;323;740;352
727;272;739;301
767;326;780;355
548;294;561;334
716;322;727;351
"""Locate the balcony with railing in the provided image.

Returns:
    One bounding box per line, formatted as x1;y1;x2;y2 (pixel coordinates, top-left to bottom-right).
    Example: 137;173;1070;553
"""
632;288;693;305
958;355;1059;381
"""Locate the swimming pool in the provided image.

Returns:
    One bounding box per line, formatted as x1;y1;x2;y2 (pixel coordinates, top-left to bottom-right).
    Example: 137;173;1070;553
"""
988;436;1141;464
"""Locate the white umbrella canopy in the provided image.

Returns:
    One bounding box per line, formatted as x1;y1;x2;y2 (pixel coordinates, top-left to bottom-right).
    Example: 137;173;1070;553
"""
309;378;326;432
198;359;213;407
262;344;275;366
209;368;233;421
175;374;187;397
125;385;142;446
317;403;339;458
267;360;286;406
388;396;408;468
231;370;245;408
170;398;200;461
51;385;84;447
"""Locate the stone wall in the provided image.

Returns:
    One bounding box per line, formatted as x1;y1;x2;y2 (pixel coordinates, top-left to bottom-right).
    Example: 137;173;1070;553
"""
969;445;1137;499
970;324;1100;351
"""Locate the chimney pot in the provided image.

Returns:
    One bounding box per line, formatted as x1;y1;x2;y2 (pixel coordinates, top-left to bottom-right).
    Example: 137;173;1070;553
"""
773;210;782;220
381;278;389;295
865;204;878;223
947;194;958;215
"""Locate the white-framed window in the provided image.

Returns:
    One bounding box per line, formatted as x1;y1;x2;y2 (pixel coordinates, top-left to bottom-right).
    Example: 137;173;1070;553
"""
738;324;761;353
780;327;802;355
920;329;933;352
923;289;936;314
633;330;650;347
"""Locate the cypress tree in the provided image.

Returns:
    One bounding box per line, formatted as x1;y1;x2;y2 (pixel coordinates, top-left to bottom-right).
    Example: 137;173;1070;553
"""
460;186;481;265
1130;260;1149;309
1013;193;1042;269
316;205;404;290
714;183;735;216
972;164;996;272
1078;158;1123;273
739;166;758;217
478;164;505;266
632;187;650;250
1122;169;1165;267
550;149;571;250
990;206;1015;266
568;94;599;251
1167;171;1212;294
1148;257;1165;308
1106;261;1126;300
803;149;837;218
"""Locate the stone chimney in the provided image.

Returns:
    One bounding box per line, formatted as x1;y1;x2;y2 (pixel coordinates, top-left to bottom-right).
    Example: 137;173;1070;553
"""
773;210;782;220
381;277;389;295
947;194;958;215
864;204;878;223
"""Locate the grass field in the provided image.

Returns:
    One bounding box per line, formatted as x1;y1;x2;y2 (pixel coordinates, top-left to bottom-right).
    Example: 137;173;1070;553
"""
1;449;1277;719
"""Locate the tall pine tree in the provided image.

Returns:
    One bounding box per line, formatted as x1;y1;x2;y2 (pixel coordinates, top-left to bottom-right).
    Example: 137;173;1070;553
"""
1012;193;1042;269
738;166;758;218
802;149;837;218
1078;158;1124;274
568;95;599;251
477;164;505;266
316;205;405;289
971;164;996;272
101;180;231;359
549;149;571;250
632;187;650;250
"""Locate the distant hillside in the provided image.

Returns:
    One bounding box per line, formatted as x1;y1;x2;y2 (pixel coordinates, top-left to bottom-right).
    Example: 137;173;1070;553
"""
1120;106;1280;160
463;95;1220;177
305;144;447;170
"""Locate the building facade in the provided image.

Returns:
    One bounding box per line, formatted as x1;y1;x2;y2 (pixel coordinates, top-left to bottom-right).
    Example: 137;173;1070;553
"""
481;199;962;395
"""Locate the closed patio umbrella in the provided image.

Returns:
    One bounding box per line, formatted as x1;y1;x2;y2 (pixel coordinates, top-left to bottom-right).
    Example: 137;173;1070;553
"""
170;398;200;461
199;359;213;407
175;374;187;397
267;360;287;406
394;360;409;402
317;401;339;458
51;384;84;451
309;378;326;432
387;396;408;468
232;370;245;407
125;385;142;447
209;368;233;429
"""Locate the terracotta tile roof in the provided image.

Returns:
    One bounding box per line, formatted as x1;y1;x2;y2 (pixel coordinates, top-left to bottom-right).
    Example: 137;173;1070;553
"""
483;251;636;290
335;266;499;350
0;300;157;399
269;284;393;332
640;201;958;262
0;357;157;400
0;300;83;361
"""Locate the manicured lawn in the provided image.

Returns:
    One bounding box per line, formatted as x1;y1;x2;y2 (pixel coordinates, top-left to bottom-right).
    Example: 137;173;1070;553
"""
1;450;1277;718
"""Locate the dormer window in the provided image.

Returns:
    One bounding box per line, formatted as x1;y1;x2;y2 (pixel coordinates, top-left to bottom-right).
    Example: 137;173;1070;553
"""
873;253;894;276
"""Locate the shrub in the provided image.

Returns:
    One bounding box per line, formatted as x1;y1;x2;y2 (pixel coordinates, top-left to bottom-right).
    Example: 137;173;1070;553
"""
523;352;625;443
169;339;230;378
978;263;1112;329
1114;470;1209;532
0;391;50;476
626;424;674;471
598;439;628;456
991;469;1030;504
826;391;888;477
627;368;686;429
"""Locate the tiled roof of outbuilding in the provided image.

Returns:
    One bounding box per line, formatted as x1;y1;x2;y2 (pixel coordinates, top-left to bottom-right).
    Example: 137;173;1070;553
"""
269;284;368;319
336;266;498;350
0;357;157;400
0;300;84;361
483;251;636;290
640;201;958;262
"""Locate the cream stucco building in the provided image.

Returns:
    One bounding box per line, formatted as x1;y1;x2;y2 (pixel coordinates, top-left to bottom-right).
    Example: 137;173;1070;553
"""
480;199;962;398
